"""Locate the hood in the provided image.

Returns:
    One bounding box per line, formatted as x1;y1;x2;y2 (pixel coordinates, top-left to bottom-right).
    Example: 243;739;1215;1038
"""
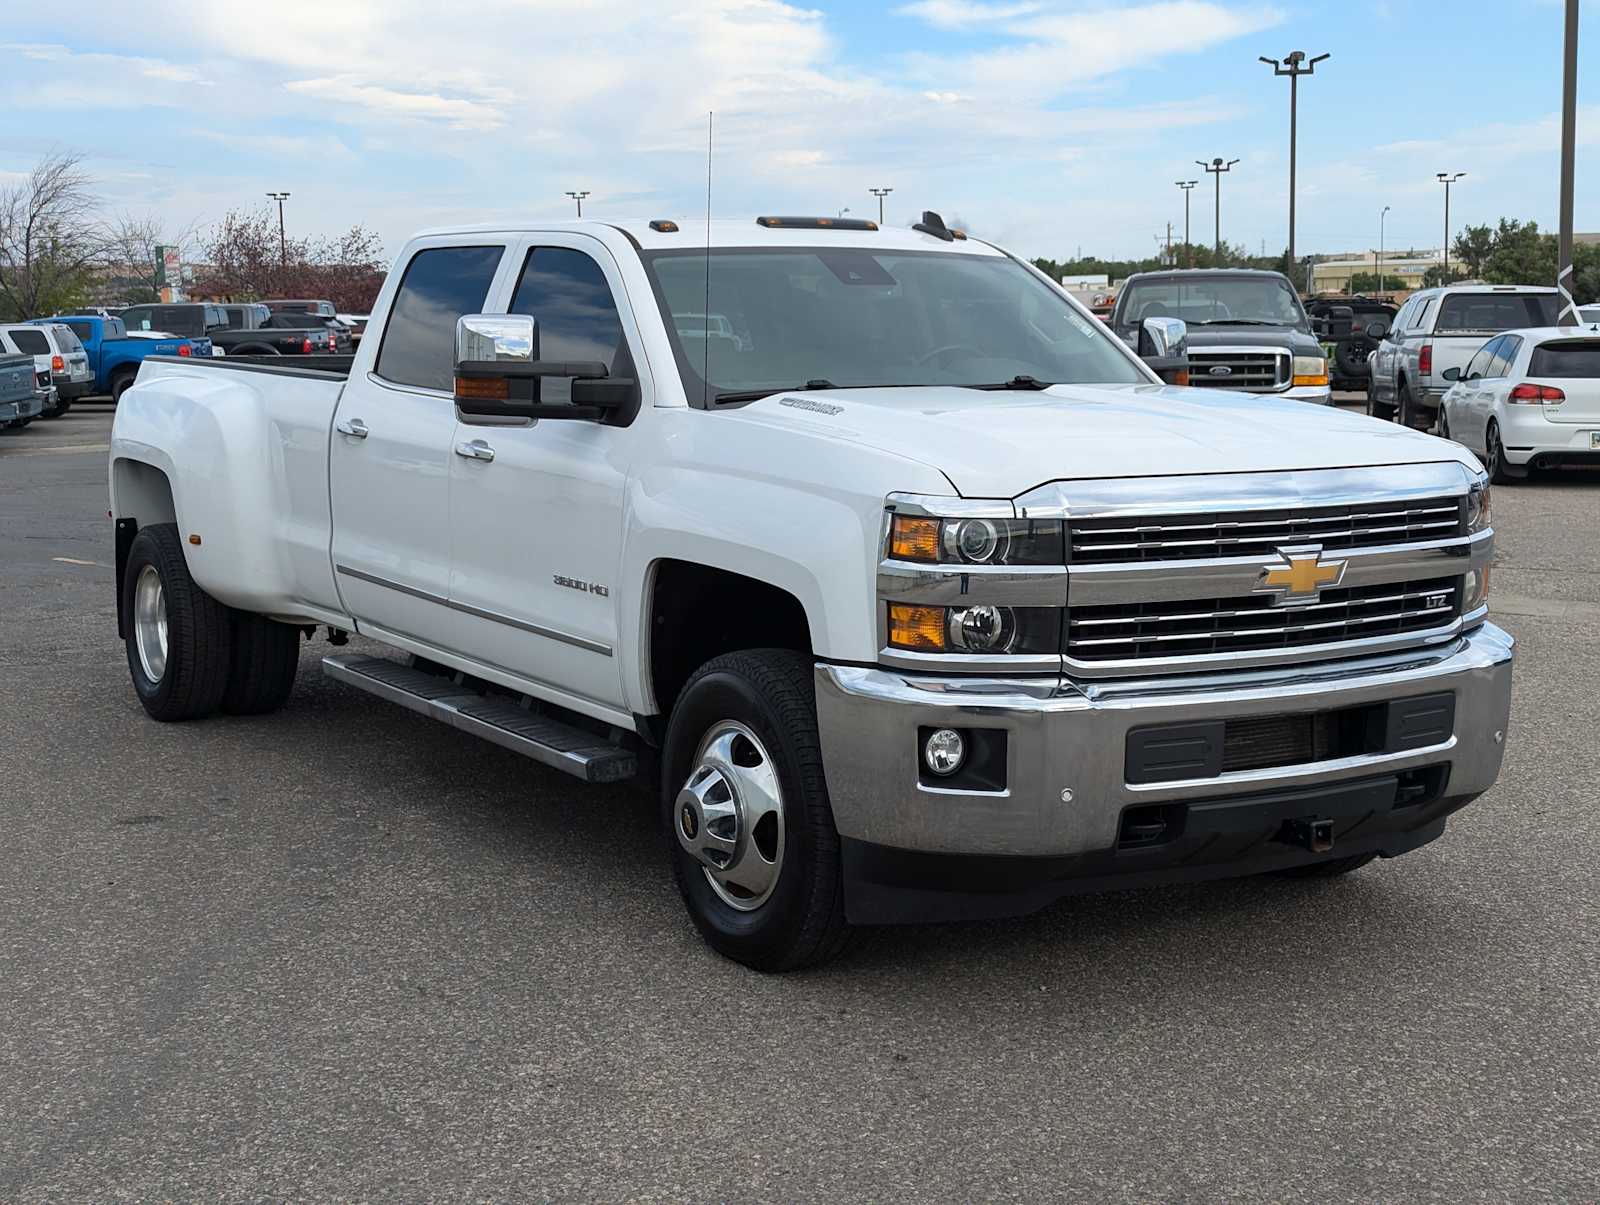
729;383;1469;498
1180;325;1321;353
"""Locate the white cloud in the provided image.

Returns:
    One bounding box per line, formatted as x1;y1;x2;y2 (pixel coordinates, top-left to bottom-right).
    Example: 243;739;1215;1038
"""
896;0;1045;29
283;77;507;130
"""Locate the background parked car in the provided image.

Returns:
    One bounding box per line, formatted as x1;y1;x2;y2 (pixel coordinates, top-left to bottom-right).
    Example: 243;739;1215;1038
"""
264;299;351;351
217;303;336;356
1306;296;1397;393
336;312;369;347
1581;305;1600;325
0;322;93;417
1109;268;1331;403
1440;326;1600;483
0;351;46;430
1368;284;1560;429
45;314;204;402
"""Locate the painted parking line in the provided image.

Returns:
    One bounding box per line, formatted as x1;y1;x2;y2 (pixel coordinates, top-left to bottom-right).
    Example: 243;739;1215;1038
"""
53;557;102;567
0;442;111;457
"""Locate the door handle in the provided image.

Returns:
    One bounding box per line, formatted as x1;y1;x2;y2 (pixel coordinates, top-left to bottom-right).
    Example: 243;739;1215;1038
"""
335;417;369;438
455;439;495;462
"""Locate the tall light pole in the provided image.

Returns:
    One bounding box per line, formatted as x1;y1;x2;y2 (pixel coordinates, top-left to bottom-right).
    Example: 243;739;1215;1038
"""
565;190;590;217
1259;51;1329;271
1176;180;1197;266
1376;204;1388;299
1197;158;1239;258
869;187;893;225
265;191;290;265
1556;0;1580;326
1436;172;1465;280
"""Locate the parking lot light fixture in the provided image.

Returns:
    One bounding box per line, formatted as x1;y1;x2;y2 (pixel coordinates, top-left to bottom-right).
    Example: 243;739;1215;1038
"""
565;190;591;217
265;191;290;265
1196;158;1239;258
1437;173;1465;279
869;187;893;225
1176;181;1197;266
1379;205;1390;297
1259;51;1329;270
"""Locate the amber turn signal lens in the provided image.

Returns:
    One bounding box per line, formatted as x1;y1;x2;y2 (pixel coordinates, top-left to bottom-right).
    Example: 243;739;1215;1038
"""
887;603;947;652
889;515;941;563
455;376;509;401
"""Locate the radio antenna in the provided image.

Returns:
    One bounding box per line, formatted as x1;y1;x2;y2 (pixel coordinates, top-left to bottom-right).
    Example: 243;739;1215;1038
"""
702;109;713;406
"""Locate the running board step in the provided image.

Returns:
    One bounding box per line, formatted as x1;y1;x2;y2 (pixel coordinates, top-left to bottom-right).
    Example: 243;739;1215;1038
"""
322;654;637;784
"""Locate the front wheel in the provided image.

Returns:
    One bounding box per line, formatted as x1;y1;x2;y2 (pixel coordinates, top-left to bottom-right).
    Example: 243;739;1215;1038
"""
1366;375;1394;421
123;523;233;721
109;372;136;404
662;649;849;972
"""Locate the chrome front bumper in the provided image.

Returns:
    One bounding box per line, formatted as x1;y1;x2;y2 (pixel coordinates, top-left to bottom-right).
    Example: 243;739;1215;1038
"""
1282;384;1334;404
816;623;1513;859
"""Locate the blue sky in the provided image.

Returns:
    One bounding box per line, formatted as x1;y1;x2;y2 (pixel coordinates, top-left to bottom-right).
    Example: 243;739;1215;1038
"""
1;0;1594;264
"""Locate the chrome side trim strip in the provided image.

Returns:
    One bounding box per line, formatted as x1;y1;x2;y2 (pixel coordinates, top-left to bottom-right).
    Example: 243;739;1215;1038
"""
334;564;613;657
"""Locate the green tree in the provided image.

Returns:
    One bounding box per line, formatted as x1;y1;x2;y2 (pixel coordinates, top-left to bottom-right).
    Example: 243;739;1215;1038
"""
1452;224;1496;278
1422;264;1469;288
1483;218;1557;286
1348;271;1408;293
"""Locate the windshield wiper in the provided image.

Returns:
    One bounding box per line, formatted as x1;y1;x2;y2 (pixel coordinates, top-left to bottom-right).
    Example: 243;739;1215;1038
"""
965;375;1053;391
713;378;837;403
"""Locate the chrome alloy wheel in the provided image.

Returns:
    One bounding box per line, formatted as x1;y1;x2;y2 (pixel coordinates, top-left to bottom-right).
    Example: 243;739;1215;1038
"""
675;720;786;911
132;564;169;683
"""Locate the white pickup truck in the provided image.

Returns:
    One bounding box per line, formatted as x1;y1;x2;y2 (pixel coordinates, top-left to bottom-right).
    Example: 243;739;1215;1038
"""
109;213;1513;971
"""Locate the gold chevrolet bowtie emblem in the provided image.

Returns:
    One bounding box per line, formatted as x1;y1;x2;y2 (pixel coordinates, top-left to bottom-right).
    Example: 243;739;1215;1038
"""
1257;548;1346;605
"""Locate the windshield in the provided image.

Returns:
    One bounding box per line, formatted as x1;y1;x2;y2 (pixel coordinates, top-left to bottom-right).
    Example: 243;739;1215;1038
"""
1118;275;1307;329
641;247;1145;398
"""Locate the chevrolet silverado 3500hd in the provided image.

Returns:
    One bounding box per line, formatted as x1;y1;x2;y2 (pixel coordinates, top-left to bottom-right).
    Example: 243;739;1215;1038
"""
109;214;1512;970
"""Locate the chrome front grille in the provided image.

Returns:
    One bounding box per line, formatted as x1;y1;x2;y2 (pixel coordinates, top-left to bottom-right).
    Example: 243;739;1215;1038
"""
1069;497;1465;563
1067;577;1462;663
1187;348;1289;390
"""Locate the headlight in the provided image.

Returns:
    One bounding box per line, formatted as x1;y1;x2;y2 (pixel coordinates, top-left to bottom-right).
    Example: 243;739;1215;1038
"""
887;603;1061;655
1466;479;1491;534
888;514;1064;566
1463;565;1491;613
1292;355;1329;387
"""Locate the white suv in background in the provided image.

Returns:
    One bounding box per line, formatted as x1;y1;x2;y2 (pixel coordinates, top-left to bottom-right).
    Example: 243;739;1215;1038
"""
0;322;93;417
1439;326;1600;483
1368;285;1561;430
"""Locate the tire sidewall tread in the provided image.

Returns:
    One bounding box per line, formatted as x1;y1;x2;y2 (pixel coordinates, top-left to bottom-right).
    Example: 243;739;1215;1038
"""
123;523;232;721
661;649;849;972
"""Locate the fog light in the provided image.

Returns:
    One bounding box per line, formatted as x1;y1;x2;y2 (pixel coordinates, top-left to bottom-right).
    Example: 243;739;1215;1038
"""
923;728;965;777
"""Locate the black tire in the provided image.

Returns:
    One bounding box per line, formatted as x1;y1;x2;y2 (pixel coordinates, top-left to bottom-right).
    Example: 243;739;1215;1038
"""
221;612;301;715
41;397;70;419
1485;420;1527;484
1366;374;1394;421
123;523;232;721
1437;403;1452;442
1334;337;1372;380
1273;852;1377;879
109;371;136;404
662;649;849;972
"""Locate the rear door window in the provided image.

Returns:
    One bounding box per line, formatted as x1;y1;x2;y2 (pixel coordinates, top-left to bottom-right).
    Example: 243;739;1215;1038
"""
375;245;505;392
1485;336;1521;378
1529;340;1600;378
1462;342;1495;381
63;320;93;344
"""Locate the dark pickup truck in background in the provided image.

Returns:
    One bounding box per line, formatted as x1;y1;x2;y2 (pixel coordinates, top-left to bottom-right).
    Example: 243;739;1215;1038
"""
1110;269;1333;404
264;299;352;352
122;303;334;357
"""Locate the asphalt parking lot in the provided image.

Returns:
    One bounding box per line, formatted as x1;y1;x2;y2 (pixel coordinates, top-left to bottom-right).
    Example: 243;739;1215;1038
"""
3;402;1598;1201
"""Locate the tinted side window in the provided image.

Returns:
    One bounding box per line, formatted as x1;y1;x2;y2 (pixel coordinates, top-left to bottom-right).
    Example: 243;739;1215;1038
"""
8;328;50;354
1463;343;1493;381
1489;336;1522;377
1412;299;1436;331
509;247;628;403
376;245;504;391
65;321;93;343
